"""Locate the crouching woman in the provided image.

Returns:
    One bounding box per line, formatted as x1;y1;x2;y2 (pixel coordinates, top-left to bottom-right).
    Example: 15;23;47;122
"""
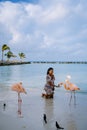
43;67;55;98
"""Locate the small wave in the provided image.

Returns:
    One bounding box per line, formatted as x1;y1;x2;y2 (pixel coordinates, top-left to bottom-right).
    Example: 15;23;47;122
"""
77;90;87;95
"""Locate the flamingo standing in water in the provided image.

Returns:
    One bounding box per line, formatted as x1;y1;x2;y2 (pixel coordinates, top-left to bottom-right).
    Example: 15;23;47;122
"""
11;82;27;117
59;76;80;105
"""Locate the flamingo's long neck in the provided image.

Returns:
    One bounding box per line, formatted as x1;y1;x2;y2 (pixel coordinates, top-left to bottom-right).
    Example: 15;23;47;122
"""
64;80;70;90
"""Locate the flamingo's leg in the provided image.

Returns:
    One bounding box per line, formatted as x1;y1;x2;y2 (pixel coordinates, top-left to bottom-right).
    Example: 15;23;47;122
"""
18;93;22;116
69;91;72;105
74;91;76;105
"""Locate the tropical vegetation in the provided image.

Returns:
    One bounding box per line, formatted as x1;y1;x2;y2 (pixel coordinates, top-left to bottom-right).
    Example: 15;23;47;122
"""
5;51;17;61
18;52;26;61
2;44;10;62
1;44;26;63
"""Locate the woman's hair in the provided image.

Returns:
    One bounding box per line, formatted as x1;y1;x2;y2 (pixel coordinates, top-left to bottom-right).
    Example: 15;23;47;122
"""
47;67;53;75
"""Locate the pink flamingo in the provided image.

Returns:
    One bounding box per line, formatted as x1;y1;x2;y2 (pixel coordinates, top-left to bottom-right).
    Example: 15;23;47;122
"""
11;82;27;117
59;76;80;105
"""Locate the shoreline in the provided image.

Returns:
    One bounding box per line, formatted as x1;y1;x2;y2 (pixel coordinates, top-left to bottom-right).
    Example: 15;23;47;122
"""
0;61;87;66
0;61;31;66
0;89;87;130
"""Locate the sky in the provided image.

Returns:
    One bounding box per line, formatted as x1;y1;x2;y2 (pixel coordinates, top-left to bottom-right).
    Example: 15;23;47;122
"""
0;0;87;61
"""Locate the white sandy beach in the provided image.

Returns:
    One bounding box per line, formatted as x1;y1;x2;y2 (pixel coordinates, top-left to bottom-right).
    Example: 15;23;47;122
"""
0;88;87;130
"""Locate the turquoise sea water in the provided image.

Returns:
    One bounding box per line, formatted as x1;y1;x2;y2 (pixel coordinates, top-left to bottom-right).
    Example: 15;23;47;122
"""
0;63;87;95
0;63;87;130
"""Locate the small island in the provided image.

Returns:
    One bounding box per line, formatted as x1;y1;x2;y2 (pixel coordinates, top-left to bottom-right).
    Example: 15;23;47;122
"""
0;61;31;66
0;44;31;66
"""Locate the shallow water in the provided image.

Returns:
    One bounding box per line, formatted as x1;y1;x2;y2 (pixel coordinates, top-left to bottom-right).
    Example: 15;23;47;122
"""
0;63;87;92
0;63;87;130
0;90;87;130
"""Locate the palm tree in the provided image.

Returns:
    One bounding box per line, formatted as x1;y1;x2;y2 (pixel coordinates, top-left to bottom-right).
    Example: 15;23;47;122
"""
18;52;26;62
2;44;10;62
5;51;16;61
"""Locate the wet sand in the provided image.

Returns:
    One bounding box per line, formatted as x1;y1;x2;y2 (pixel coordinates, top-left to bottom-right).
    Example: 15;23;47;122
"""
0;88;87;130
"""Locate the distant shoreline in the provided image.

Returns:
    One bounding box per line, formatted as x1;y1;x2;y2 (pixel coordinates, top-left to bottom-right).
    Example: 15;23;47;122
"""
31;61;87;64
0;61;31;66
0;61;87;66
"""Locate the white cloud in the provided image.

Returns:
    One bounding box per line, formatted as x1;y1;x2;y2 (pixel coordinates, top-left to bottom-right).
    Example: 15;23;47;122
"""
39;3;68;24
74;3;87;18
24;3;42;17
0;0;87;61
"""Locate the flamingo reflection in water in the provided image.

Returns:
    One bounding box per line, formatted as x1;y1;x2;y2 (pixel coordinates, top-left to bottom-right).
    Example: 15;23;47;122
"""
11;82;27;117
59;76;80;105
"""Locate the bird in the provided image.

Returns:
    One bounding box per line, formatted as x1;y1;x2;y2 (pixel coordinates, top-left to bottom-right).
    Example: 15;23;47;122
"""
43;114;47;124
3;103;6;110
55;121;64;129
64;77;80;105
